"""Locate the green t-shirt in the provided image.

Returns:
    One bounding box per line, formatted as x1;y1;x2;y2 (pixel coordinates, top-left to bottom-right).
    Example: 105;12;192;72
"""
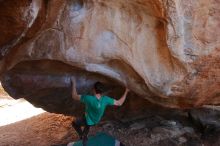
80;95;114;125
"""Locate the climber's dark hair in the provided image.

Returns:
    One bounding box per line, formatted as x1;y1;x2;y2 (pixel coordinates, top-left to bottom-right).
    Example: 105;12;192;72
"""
94;81;104;94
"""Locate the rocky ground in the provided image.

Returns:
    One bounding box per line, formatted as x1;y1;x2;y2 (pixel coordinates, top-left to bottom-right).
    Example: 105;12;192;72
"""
94;107;220;146
1;95;220;146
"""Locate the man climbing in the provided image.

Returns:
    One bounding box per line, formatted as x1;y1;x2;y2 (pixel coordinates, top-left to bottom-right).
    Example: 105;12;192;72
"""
70;77;129;146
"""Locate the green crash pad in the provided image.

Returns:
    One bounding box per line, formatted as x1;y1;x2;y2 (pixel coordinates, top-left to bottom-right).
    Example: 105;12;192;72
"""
67;132;122;146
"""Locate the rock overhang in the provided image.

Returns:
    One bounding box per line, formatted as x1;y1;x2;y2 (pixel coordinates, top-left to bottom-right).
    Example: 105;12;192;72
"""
0;0;219;112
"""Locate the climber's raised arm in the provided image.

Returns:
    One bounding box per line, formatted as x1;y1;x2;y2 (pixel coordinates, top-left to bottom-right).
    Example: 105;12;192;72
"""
114;88;129;106
71;77;81;101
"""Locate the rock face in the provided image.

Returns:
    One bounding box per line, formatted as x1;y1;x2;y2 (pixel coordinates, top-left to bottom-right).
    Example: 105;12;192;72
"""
0;0;219;113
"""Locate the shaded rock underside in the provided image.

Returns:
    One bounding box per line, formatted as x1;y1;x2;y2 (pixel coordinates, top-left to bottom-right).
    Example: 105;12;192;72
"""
0;0;219;114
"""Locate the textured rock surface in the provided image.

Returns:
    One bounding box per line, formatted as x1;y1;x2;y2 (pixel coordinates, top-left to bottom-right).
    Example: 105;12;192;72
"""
188;106;220;135
0;0;219;112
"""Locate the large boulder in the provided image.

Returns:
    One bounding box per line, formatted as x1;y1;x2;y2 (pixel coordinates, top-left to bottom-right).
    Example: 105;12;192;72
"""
0;0;219;113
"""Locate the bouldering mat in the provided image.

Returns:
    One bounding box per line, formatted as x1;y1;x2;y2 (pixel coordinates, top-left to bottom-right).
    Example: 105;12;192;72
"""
67;132;123;146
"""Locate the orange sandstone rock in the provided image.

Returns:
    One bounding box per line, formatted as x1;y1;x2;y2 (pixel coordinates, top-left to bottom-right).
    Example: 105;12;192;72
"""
0;0;219;111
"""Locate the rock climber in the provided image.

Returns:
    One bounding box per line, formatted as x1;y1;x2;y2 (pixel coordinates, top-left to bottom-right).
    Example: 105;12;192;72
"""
70;77;129;146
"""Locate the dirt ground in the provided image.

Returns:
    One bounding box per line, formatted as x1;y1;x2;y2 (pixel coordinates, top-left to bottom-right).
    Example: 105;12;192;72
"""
0;112;75;146
1;92;220;146
0;107;218;146
0;104;217;146
0;90;76;146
